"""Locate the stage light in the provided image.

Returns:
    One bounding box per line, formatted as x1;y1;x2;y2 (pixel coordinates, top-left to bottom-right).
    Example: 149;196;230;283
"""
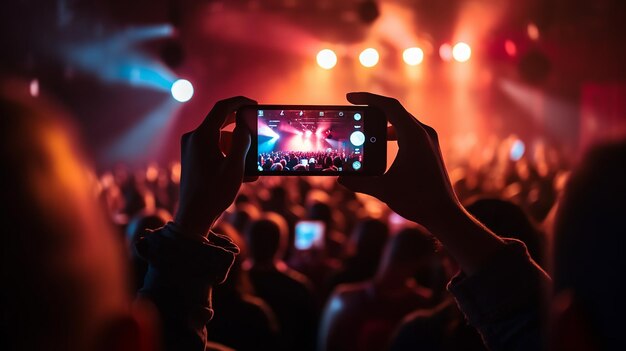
171;79;193;102
305;130;313;137
403;47;424;66
317;49;337;69
439;43;453;62
452;42;471;62
29;79;39;97
527;23;540;41
359;48;379;68
510;140;525;161
504;40;517;57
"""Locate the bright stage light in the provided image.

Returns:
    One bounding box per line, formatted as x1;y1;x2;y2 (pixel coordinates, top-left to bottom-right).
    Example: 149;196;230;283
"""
504;40;517;57
439;43;452;62
171;79;194;102
403;47;424;66
317;49;337;69
452;42;471;62
359;48;379;68
510;140;526;161
527;23;540;41
305;130;313;137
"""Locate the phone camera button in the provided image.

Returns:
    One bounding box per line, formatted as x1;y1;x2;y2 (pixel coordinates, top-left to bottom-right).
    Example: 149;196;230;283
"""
370;137;377;143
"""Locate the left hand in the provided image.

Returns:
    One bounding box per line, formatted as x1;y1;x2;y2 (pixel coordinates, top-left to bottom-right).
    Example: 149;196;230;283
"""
174;96;257;237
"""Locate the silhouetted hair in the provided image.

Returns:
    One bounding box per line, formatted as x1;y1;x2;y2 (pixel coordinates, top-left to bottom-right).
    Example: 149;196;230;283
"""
466;198;543;266
553;140;626;349
246;217;285;263
353;218;389;260
387;226;434;265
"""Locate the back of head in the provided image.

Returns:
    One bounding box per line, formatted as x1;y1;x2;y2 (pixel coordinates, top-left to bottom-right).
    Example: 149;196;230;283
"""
466;198;543;266
352;218;389;261
0;87;129;350
553;140;626;349
383;226;434;268
246;213;288;264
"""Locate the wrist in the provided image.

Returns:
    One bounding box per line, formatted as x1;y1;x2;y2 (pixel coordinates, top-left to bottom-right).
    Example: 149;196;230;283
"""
173;211;218;238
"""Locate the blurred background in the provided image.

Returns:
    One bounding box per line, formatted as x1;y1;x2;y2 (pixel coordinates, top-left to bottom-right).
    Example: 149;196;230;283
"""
2;0;625;169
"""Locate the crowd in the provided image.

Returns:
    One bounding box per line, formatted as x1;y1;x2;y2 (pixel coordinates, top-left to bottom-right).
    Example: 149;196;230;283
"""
258;150;361;172
3;90;625;351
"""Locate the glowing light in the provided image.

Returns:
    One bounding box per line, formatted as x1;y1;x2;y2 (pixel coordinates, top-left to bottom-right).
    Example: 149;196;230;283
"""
171;79;194;102
402;47;424;66
305;130;313;137
352;161;362;170
504;40;517;57
452;42;471;62
527;23;540;41
354;113;362;121
510;140;526;161
359;48;379;68
316;49;337;69
29;79;39;97
350;131;365;146
439;43;453;62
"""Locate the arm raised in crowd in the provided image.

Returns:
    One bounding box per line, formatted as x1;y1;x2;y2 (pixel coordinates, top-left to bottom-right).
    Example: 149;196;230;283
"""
338;92;549;350
338;92;504;275
136;96;257;351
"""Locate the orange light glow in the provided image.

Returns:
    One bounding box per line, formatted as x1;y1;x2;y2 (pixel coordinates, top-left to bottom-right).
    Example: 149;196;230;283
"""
452;42;471;62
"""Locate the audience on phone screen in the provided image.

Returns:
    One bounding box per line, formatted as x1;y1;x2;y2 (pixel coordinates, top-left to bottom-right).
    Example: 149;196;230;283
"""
3;85;625;351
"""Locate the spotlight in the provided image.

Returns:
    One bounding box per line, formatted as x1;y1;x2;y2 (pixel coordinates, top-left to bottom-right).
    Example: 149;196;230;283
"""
171;79;194;102
317;49;337;70
439;43;452;62
527;23;540;41
510;140;525;161
452;42;471;62
305;130;313;137
504;40;517;57
403;47;424;66
359;48;379;68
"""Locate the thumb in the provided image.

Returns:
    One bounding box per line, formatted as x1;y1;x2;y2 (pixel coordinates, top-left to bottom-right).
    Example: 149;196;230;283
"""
224;124;251;170
337;176;383;198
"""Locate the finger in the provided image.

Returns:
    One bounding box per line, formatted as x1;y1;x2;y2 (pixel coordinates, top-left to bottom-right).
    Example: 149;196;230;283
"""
195;96;257;142
222;123;252;177
244;176;259;183
337;176;383;198
387;125;398;141
346;92;417;136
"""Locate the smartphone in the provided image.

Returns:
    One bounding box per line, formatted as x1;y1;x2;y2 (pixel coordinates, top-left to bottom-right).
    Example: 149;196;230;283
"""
237;105;386;176
294;220;326;250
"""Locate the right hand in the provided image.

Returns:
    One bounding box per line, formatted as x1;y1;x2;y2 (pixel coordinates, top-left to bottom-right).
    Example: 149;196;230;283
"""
338;92;460;228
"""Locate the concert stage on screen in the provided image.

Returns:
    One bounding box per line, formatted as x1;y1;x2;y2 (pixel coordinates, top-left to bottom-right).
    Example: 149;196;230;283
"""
256;109;366;172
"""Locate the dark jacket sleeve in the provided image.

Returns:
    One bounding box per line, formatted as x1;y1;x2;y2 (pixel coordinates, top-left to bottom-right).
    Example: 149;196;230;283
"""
447;239;551;351
135;222;239;351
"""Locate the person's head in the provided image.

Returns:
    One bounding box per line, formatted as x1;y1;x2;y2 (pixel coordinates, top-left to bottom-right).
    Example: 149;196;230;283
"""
350;218;389;262
332;156;343;169
229;203;261;234
378;226;434;276
551;140;626;350
245;213;289;265
270;163;283;171
0;85;152;350
466;197;544;266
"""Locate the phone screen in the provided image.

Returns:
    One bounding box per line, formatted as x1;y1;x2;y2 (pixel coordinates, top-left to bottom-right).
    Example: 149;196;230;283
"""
256;109;366;173
294;220;325;250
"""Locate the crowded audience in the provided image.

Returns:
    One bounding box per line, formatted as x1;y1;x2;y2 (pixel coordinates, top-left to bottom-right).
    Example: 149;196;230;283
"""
3;89;625;351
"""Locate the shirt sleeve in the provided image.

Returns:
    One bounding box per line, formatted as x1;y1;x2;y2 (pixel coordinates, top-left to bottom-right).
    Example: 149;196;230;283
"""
135;222;239;351
447;239;551;351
